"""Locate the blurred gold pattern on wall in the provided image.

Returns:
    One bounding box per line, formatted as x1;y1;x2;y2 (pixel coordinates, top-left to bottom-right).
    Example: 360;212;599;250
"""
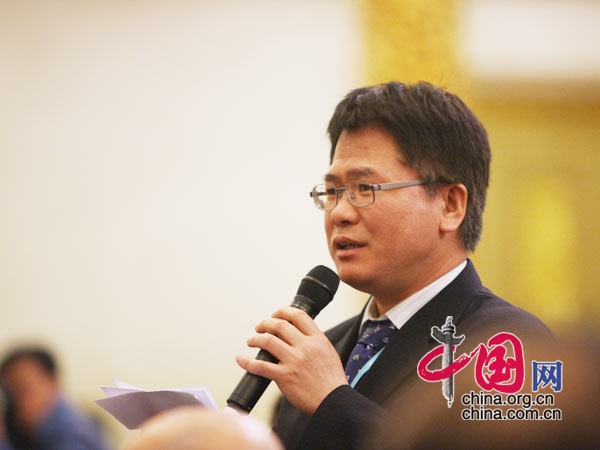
361;1;600;335
516;177;578;324
473;98;600;335
361;0;460;85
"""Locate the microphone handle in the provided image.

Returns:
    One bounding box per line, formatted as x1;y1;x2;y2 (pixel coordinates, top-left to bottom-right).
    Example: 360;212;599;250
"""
226;295;317;413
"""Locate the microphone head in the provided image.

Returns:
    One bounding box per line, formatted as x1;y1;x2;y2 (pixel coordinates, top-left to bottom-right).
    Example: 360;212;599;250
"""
296;265;340;313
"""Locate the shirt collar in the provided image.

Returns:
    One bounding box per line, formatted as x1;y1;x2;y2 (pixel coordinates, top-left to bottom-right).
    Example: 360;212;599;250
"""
361;260;468;331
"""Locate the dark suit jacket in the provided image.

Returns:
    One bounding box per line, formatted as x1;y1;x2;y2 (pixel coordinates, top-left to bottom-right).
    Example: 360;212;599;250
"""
272;260;553;450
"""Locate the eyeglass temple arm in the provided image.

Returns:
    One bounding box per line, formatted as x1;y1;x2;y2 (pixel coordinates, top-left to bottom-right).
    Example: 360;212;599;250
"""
373;180;427;191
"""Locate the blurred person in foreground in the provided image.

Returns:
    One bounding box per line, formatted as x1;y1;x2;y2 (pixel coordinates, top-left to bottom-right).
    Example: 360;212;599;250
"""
120;406;283;450
236;81;554;449
0;346;108;450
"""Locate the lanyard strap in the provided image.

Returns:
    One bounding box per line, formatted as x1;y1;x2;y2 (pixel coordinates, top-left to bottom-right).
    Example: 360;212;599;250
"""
350;347;386;388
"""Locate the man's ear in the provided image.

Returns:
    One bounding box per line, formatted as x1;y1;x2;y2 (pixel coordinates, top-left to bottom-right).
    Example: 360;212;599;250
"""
439;183;468;233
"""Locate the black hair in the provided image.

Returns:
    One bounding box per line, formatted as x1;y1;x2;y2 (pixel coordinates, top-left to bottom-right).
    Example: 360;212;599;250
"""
0;346;58;379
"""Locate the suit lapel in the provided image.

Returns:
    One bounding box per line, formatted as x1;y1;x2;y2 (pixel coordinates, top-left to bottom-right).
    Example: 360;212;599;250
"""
355;310;430;403
353;260;483;404
331;313;363;365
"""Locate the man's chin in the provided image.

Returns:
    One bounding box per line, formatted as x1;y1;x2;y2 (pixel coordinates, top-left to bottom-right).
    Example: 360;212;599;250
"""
337;268;373;294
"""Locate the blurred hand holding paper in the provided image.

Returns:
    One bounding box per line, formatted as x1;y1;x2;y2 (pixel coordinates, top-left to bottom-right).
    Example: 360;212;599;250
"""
95;380;218;429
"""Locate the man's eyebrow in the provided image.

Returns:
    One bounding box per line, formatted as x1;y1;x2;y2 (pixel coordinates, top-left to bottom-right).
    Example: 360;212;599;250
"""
324;167;375;182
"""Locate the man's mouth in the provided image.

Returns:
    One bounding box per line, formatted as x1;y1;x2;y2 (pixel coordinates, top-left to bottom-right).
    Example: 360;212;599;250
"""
339;243;362;250
333;238;366;251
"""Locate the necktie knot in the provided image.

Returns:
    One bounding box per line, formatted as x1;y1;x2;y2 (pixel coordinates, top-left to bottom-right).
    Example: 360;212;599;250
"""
345;319;397;385
357;320;397;349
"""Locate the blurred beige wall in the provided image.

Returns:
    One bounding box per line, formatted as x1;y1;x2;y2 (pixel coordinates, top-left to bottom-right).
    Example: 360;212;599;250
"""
0;0;364;445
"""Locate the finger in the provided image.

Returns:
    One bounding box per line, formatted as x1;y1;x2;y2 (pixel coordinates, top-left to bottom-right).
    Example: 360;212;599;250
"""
255;317;305;346
235;354;282;382
271;306;320;335
246;332;292;362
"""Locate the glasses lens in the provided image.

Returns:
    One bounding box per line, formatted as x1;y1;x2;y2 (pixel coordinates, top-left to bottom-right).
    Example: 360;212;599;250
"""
312;184;337;210
347;181;374;207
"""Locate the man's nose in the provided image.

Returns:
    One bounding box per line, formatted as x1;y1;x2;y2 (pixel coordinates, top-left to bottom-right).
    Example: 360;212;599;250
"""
329;190;360;225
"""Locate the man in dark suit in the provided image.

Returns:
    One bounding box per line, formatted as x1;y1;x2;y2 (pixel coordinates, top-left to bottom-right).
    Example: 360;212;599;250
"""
236;81;552;449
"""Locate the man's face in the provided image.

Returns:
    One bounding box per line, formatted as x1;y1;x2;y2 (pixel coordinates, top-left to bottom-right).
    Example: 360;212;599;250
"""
324;126;448;304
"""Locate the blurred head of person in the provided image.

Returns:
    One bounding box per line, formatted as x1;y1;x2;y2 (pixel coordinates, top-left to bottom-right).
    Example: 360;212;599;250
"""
120;406;283;450
0;346;60;438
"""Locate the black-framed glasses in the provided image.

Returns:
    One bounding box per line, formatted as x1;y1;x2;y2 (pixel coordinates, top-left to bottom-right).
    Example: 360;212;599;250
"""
310;179;427;211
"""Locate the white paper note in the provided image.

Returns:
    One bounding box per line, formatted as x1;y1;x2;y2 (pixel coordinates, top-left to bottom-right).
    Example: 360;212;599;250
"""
95;381;218;429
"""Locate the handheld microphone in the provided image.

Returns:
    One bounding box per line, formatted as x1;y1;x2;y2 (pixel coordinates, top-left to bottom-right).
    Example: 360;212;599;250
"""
227;265;340;413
